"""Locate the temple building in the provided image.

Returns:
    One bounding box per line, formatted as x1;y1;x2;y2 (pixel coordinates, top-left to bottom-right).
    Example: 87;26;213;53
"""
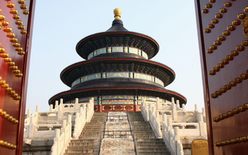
23;8;207;155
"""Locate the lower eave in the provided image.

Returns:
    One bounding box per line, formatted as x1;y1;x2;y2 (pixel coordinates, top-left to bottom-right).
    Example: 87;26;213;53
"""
48;86;187;106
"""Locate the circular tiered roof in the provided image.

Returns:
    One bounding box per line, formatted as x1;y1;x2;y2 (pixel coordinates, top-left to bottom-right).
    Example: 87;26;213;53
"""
48;8;187;107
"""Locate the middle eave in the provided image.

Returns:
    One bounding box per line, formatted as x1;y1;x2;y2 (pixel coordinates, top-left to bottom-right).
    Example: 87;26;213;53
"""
60;57;176;87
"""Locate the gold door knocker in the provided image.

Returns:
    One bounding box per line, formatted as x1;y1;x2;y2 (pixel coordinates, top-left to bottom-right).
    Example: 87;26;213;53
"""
243;16;248;37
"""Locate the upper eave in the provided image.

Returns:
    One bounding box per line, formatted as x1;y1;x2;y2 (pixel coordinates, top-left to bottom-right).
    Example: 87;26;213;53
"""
76;31;159;59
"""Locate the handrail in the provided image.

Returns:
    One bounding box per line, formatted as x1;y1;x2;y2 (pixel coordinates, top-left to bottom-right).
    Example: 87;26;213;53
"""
127;112;137;155
98;113;107;155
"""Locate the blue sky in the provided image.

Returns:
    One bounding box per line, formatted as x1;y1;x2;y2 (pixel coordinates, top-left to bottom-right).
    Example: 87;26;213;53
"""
27;0;204;112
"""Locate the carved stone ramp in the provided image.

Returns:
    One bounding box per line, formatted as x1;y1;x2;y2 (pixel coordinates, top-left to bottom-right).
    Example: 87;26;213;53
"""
100;112;135;155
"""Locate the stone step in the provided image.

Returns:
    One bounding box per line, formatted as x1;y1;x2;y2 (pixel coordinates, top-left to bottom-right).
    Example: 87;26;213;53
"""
81;130;103;133
137;141;165;145
65;150;94;154
137;152;170;154
89;120;105;123
137;148;169;152
136;144;168;148
90;118;106;121
131;125;150;128
132;125;152;128
64;153;94;155
70;139;96;142
133;133;154;136
137;141;165;144
66;146;95;150
69;142;96;146
64;112;107;155
83;127;104;129
133;133;155;137
82;128;104;131
132;126;152;129
69;141;95;145
84;124;104;126
132;130;154;133
130;121;148;123
127;112;171;155
135;137;157;140
91;117;107;120
131;124;151;127
83;125;104;128
80;133;102;136
64;153;81;155
92;116;107;118
93;112;108;115
84;123;104;126
79;136;102;139
83;126;104;128
137;148;170;152
89;115;106;118
136;138;164;142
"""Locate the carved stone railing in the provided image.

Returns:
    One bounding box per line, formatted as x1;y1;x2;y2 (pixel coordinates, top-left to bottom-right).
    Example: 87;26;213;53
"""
24;97;95;155
141;97;207;155
141;98;184;155
141;98;162;138
73;98;94;138
162;114;184;155
24;109;39;140
24;111;63;140
51;114;72;155
50;98;94;155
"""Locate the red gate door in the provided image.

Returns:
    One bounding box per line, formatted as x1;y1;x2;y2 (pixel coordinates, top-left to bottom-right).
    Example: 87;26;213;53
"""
195;1;248;155
0;0;35;154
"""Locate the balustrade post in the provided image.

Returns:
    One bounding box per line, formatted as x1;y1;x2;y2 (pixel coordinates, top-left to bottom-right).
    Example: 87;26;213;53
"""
35;105;39;113
162;113;168;135
172;101;177;122
49;104;53;112
74;98;79;110
55;129;60;155
74;112;79;138
176;100;180;109
55;100;59;111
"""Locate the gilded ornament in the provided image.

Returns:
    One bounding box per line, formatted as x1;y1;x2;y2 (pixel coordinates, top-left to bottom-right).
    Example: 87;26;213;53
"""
205;3;212;9
211;19;219;24
243;17;248;37
202;9;208;14
224;2;232;7
114;8;121;20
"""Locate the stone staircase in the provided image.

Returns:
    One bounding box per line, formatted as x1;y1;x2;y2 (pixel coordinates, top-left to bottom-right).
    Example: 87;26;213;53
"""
64;112;107;155
128;112;171;155
64;112;171;155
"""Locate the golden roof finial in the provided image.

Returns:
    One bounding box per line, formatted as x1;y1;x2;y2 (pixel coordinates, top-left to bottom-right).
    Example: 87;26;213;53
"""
114;8;121;20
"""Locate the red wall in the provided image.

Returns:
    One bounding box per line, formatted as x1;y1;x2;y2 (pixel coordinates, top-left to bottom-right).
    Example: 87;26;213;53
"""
195;1;248;155
0;0;35;154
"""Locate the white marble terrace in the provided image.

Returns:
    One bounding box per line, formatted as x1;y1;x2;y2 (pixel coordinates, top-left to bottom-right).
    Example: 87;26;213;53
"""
24;97;206;155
